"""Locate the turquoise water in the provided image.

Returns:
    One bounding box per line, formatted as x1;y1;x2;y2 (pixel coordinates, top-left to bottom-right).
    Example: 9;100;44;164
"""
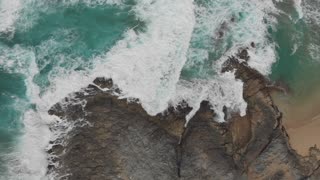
0;71;26;175
0;1;139;178
182;0;276;79
3;2;138;91
271;1;320;100
0;0;319;179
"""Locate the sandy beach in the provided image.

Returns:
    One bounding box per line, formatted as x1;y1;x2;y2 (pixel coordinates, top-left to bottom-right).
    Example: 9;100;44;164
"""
272;87;320;156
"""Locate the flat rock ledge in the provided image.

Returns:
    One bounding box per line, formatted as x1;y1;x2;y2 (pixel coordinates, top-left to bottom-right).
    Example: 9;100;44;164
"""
47;52;320;180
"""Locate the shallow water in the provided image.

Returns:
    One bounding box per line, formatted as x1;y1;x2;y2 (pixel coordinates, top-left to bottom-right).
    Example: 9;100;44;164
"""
271;1;320;97
0;0;318;179
0;71;26;175
0;1;139;179
270;0;320;156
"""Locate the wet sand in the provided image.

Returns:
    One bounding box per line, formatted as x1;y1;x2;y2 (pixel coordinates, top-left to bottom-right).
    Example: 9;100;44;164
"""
272;87;320;156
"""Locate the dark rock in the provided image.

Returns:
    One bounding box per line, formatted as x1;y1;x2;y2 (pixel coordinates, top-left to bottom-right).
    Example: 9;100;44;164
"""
237;49;250;61
93;77;113;89
250;42;255;48
179;102;241;180
222;56;320;179
218;31;224;38
47;56;320;179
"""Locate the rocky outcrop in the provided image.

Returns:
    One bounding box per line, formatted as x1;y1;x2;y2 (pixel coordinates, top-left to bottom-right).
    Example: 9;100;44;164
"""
222;51;320;179
47;52;320;180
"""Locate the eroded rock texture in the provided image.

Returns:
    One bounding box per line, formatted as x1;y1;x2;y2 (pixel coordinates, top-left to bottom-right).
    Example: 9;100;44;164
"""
48;53;320;180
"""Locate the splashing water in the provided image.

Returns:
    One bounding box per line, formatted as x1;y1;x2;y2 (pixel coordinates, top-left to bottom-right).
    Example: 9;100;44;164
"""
0;0;319;179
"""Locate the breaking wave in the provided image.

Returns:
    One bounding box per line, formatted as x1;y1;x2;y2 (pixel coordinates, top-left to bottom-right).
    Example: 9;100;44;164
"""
0;0;296;179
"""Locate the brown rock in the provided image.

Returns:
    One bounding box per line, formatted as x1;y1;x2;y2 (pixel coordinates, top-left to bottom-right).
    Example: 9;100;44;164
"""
47;55;320;179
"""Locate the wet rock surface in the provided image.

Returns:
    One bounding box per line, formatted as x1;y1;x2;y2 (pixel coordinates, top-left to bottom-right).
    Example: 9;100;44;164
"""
48;54;320;180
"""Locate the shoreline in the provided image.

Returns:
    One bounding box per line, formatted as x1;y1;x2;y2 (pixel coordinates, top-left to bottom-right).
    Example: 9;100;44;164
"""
272;86;320;156
47;52;320;179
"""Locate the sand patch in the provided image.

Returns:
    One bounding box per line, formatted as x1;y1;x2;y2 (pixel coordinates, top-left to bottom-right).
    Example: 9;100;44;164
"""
272;87;320;156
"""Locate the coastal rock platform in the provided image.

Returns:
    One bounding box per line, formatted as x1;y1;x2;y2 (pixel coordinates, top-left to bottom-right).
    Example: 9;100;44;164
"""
48;53;320;180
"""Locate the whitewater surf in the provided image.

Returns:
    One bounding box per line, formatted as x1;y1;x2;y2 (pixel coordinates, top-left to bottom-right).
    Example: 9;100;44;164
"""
0;0;319;179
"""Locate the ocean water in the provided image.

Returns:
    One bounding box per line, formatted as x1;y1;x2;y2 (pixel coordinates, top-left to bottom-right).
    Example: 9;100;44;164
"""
0;0;318;179
271;0;320;98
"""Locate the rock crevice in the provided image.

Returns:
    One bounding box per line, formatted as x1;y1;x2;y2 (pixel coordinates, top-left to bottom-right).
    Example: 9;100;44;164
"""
48;54;320;180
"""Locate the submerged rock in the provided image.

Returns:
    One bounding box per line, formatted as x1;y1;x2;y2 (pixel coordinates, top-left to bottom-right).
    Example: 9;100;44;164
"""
47;54;320;179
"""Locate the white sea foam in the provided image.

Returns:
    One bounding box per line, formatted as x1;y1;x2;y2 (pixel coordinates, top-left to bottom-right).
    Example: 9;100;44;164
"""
301;0;320;63
173;72;246;122
301;0;320;25
247;45;277;75
0;44;52;179
0;0;21;33
0;40;95;180
192;0;278;76
86;0;279;121
168;0;280;121
0;0;123;177
294;0;303;19
0;0;284;179
309;43;320;63
0;0;126;34
57;0;125;6
91;0;196;115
